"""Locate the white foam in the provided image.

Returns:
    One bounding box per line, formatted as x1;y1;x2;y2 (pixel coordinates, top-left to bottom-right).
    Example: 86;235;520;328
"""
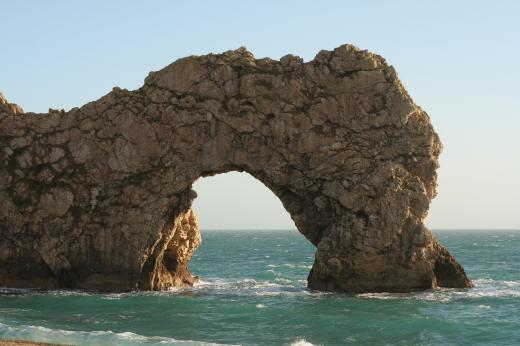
287;338;321;346
193;279;213;287
266;263;312;270
0;322;237;346
0;287;33;295
357;279;520;301
283;264;313;269
102;293;124;300
254;291;283;297
503;280;520;288
153;276;322;299
0;288;92;297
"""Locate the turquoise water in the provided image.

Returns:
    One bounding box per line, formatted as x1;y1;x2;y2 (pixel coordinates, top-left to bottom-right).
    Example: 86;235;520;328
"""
1;230;519;346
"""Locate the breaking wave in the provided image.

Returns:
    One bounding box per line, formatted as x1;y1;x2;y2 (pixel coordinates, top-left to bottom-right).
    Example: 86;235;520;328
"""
3;278;518;302
356;279;520;301
286;339;321;346
180;277;321;298
0;275;322;300
267;263;312;269
0;322;237;346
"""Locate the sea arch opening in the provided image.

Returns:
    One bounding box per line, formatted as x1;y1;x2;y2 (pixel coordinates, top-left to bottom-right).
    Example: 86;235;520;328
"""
193;171;296;231
189;171;316;292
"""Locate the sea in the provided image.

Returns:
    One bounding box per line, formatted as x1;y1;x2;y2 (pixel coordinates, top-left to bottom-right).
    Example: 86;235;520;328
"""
0;230;519;346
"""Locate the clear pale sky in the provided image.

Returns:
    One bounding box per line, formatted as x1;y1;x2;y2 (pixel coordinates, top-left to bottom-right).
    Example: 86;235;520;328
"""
2;1;519;230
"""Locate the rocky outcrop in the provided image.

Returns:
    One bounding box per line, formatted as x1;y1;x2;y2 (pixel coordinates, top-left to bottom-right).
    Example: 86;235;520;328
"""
139;208;201;290
0;44;471;293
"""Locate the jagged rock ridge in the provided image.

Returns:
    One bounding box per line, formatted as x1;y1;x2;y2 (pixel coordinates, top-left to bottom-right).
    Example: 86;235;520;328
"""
0;44;471;292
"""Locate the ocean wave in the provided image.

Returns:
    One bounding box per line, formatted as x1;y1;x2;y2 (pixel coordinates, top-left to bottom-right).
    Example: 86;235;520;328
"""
6;277;517;302
0;287;95;297
0;276;324;300
0;287;33;295
101;293;125;300
282;264;313;269
196;277;286;289
167;277;294;298
0;322;237;346
286;338;321;346
5;277;308;301
266;264;312;269
356;278;520;301
180;277;328;298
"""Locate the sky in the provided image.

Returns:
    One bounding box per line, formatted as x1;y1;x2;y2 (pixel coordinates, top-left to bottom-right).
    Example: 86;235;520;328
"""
2;1;519;230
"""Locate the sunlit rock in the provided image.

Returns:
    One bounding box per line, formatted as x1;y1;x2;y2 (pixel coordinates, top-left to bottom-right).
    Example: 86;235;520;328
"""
0;45;471;292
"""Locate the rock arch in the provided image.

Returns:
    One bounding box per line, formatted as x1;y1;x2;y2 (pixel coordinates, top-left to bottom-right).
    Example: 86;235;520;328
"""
0;45;471;293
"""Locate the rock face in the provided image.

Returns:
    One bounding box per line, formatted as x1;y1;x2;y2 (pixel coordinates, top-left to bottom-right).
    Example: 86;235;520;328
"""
0;45;471;293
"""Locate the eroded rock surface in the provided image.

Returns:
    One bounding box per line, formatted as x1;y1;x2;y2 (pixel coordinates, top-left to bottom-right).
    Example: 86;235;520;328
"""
0;45;471;292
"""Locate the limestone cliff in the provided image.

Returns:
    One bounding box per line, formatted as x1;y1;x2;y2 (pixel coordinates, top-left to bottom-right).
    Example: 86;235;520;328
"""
0;44;471;292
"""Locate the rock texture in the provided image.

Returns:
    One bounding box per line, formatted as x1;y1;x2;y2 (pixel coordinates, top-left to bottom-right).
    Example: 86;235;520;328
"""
0;44;471;293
